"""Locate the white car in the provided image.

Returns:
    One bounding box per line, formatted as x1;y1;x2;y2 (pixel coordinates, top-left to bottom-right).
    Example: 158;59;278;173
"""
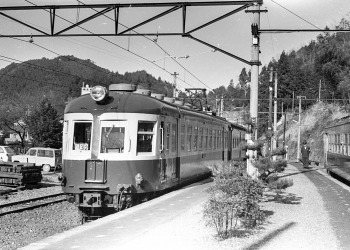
12;147;62;172
0;146;15;162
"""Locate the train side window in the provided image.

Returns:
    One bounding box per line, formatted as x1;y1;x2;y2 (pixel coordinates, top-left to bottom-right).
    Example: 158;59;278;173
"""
165;123;170;154
199;127;203;151
204;128;208;150
337;134;340;153
213;129;216;149
171;123;177;152
137;122;155;153
209;129;212;150
345;134;348;155
187;126;192;151
100;125;125;153
73;122;92;151
217;130;222;149
193;126;198;151
180;125;185;151
224;131;228;149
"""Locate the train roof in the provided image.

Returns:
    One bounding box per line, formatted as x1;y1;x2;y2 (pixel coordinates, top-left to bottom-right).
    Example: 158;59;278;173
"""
65;84;245;130
324;115;350;130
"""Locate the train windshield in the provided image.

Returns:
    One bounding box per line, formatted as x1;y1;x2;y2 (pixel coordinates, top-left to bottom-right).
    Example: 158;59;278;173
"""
73;122;92;151
100;121;126;153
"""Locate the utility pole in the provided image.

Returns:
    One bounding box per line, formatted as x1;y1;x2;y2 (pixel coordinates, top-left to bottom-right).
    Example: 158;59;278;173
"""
296;96;306;161
172;72;179;98
220;95;224;117
318;79;321;102
268;68;274;157
273;70;278;161
282;102;286;147
246;3;261;179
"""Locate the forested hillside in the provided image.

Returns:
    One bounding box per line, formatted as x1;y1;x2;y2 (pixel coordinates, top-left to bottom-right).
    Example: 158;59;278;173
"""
210;15;350;135
0;55;173;114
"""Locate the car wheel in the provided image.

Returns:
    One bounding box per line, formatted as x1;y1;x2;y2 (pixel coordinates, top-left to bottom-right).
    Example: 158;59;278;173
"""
43;164;51;172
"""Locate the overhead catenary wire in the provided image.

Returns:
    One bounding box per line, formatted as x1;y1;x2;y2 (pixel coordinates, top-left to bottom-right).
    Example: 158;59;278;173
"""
76;0;213;91
270;0;322;30
22;0;210;92
24;0;186;89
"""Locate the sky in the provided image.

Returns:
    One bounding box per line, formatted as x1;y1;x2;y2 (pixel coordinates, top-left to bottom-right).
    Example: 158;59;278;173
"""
0;0;349;92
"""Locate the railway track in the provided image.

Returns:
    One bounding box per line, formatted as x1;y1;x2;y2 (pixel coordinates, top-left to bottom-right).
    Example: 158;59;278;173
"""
0;192;66;216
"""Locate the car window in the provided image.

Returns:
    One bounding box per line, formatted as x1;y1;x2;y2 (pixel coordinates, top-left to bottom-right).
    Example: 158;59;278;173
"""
37;150;45;157
45;150;54;158
28;149;37;156
4;147;14;154
55;150;62;157
0;147;4;153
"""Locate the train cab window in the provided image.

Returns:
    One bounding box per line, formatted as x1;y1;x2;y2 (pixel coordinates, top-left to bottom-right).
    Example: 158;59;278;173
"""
73;122;92;151
137;122;155;153
100;122;125;153
180;125;185;151
187;126;192;151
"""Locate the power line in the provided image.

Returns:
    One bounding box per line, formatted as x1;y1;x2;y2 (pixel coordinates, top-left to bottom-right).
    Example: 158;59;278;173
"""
270;0;321;30
76;0;213;91
23;0;207;91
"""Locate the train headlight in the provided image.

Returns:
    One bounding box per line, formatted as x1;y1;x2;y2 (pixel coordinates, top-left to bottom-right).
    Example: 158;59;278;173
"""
90;85;108;102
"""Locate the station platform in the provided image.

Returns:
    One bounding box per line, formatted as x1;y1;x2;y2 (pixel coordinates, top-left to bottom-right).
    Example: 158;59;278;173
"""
19;163;350;250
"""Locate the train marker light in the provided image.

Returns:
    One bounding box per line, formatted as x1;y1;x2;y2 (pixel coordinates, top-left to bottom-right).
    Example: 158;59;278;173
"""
90;85;108;102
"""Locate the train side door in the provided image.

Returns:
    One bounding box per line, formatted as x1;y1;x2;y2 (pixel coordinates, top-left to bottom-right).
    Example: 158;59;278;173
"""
160;117;179;185
227;128;232;161
172;119;180;183
159;118;166;183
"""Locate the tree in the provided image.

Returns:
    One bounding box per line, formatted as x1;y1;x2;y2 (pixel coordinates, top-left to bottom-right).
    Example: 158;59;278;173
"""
0;91;42;148
25;98;63;148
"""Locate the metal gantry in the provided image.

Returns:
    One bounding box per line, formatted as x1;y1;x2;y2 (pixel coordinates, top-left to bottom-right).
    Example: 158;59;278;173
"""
0;1;262;66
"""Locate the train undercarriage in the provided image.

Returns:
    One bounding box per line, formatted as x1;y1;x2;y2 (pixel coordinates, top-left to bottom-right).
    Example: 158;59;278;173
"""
67;190;158;223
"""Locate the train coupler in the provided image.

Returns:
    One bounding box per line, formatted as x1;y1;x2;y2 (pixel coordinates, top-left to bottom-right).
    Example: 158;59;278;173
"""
83;193;101;207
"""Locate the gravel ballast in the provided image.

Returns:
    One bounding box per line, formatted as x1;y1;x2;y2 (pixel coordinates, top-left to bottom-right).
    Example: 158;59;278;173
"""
0;177;81;250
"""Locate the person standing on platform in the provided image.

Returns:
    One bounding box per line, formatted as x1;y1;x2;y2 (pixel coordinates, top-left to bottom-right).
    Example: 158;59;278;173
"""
301;140;311;169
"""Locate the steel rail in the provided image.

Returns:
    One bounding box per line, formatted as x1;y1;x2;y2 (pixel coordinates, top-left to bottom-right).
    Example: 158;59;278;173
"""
0;192;66;210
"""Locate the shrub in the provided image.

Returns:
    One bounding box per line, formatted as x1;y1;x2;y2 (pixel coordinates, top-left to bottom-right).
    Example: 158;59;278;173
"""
271;147;287;156
255;157;293;192
203;162;265;237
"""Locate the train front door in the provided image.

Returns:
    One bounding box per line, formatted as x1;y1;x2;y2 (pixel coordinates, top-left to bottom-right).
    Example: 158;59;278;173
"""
160;117;180;185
